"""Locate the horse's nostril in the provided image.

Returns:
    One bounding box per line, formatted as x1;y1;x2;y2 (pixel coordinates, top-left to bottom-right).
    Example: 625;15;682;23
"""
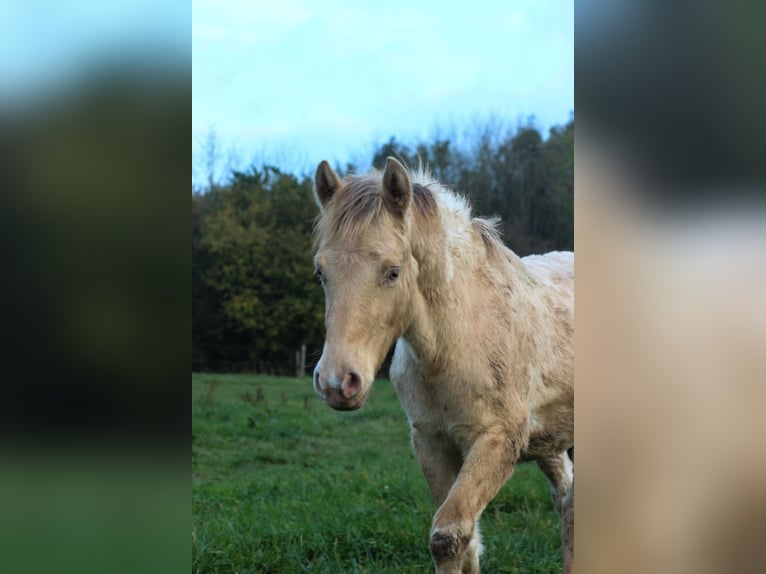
313;370;327;398
341;371;362;399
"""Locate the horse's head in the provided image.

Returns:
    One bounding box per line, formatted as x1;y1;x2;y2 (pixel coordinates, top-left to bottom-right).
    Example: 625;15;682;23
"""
312;157;416;410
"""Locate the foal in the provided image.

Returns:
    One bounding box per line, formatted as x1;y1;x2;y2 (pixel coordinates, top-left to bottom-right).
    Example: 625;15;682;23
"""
312;158;574;573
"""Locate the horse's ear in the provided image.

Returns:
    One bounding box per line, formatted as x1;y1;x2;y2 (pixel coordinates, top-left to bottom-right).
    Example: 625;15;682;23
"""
314;160;342;209
381;157;411;217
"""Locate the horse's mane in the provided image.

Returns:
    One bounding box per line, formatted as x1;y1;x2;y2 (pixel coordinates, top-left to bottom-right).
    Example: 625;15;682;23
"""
314;165;505;260
314;163;538;297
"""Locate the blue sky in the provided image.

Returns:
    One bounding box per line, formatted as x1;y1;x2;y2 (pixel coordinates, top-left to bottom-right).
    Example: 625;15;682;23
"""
193;0;573;181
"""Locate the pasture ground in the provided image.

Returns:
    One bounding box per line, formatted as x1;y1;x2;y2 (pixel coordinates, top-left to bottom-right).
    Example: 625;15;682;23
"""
192;373;562;573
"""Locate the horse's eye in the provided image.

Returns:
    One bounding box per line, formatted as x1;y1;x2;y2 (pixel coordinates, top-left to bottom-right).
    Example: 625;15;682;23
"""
385;267;400;283
315;267;324;283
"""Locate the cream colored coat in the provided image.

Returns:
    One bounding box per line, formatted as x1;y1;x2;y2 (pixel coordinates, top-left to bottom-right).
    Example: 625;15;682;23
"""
313;158;574;574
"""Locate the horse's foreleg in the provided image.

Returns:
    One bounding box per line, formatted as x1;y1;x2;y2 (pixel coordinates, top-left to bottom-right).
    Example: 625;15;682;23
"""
412;430;483;573
412;430;462;507
429;430;521;574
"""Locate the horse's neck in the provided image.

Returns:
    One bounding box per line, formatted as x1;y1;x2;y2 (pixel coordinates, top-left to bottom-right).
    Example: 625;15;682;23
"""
404;234;488;365
404;217;536;368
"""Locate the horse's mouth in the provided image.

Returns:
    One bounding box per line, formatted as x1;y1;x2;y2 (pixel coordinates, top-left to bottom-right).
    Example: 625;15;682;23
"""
326;390;368;411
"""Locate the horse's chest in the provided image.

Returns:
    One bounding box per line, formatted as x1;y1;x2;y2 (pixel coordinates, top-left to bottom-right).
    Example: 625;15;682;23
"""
391;340;448;426
390;339;491;439
391;368;446;429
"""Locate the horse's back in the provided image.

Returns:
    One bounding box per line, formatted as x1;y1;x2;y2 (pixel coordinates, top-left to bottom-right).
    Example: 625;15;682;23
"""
521;251;574;288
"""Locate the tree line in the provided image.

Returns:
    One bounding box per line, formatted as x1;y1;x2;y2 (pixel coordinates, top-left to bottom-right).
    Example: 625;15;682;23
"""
192;115;573;373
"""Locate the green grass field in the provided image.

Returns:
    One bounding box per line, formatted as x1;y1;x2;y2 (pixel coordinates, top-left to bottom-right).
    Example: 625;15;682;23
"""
192;373;562;573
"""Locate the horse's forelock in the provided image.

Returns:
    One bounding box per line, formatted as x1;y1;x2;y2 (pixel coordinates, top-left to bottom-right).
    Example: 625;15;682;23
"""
314;170;441;245
313;174;385;248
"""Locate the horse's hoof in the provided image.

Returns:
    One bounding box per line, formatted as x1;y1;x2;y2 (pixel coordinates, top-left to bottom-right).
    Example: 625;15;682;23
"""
430;529;468;562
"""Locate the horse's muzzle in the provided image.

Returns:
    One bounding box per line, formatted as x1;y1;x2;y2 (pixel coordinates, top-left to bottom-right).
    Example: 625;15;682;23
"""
314;368;366;410
325;387;367;411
